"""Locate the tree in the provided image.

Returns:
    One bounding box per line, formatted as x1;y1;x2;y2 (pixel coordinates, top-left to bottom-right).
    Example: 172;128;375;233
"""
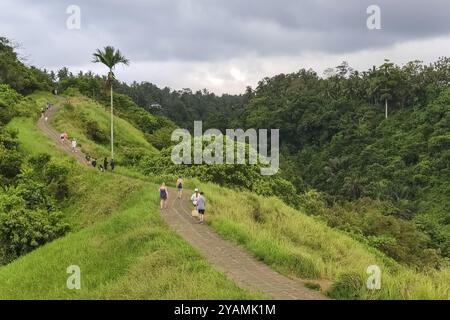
92;46;129;160
370;59;400;119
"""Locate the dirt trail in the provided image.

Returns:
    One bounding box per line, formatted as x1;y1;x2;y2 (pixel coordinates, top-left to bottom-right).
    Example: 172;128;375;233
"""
38;103;329;300
37;105;88;165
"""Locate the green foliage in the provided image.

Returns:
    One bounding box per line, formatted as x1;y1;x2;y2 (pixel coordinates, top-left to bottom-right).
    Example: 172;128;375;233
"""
146;126;176;149
201;181;450;299
328;272;364;299
0;147;71;264
140;147;300;207
0;208;69;263
85;119;108;144
0;38;53;95
0;84;22;126
300;194;443;268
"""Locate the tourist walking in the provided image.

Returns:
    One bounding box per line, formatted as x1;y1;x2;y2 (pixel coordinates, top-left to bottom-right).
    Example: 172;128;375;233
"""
160;183;169;210
176;177;183;199
197;192;206;224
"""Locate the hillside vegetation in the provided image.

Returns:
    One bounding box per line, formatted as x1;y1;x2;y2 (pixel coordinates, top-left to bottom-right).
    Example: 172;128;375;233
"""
0;36;449;300
0;86;263;299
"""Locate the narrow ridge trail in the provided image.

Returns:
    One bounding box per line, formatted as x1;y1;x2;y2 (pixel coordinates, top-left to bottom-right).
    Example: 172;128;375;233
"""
38;103;329;300
164;191;328;299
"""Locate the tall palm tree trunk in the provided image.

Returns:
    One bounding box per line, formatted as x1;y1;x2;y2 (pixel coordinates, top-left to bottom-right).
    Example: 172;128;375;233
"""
110;83;114;160
385;98;388;119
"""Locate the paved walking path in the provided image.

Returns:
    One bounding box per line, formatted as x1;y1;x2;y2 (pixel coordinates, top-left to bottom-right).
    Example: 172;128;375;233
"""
38;103;329;300
162;191;328;300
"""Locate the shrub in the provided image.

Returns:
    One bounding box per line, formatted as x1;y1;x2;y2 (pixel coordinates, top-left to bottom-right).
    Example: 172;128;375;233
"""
328;272;364;299
85;119;108;144
0;145;22;181
43;161;70;200
0;208;69;263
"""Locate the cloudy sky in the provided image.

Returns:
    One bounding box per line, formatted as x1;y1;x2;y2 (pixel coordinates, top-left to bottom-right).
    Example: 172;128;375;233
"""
2;0;450;94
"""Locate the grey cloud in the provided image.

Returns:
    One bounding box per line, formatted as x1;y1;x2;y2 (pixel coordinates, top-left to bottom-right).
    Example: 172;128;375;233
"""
1;0;450;89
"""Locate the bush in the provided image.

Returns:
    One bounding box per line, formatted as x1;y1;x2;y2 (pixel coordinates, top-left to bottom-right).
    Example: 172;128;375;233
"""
43;161;70;200
328;272;364;299
85;119;108;144
0;208;69;263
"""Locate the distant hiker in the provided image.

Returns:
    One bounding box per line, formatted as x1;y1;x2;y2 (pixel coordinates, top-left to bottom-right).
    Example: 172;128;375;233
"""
110;159;115;171
190;188;200;210
63;132;68;143
41;107;44;118
60;133;64;143
103;157;108;171
98;164;104;172
71;138;77;152
197;192;206;224
176;177;183;199
85;154;91;164
160;183;169;210
91;158;97;168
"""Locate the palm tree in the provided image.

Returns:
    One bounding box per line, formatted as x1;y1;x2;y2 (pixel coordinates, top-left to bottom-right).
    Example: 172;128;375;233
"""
92;46;129;160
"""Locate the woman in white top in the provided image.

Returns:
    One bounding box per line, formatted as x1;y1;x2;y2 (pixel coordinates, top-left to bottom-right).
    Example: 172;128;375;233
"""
190;188;200;210
71;139;77;153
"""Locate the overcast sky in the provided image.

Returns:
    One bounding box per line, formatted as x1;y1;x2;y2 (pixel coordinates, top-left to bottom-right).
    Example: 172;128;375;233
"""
2;0;450;94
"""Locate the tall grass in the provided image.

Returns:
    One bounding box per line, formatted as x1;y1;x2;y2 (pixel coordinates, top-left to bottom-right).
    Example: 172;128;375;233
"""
1;106;265;300
195;181;450;299
9;91;448;300
0;187;265;299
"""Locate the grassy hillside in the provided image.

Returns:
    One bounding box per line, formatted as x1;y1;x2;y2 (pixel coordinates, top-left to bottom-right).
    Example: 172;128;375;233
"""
2;90;449;300
0;94;264;299
0;186;263;299
196;181;450;299
32;91;158;164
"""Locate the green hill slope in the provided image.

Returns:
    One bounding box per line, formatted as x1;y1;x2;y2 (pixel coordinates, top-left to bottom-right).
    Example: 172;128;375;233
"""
1;91;449;300
0;92;263;299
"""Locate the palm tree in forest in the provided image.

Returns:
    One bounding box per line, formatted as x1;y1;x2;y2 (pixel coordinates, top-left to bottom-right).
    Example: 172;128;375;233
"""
92;46;129;160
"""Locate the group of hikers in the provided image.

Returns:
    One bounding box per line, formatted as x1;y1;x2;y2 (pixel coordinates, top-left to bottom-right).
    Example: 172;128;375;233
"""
159;177;206;224
85;155;115;172
59;132;79;154
40;101;54;122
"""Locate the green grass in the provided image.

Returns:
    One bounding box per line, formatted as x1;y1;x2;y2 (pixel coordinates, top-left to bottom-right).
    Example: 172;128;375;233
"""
4;91;449;300
192;181;450;299
33;91;157;163
0;187;264;299
0;106;265;300
7;117;70;159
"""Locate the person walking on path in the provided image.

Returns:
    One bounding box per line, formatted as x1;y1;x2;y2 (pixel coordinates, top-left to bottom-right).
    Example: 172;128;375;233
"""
176;177;183;199
91;158;97;168
190;188;200;215
197;192;206;224
71;138;77;153
160;183;169;210
103;157;108;172
110;158;115;171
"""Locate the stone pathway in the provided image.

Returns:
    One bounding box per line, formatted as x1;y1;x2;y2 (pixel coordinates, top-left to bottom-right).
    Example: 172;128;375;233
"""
162;190;329;300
